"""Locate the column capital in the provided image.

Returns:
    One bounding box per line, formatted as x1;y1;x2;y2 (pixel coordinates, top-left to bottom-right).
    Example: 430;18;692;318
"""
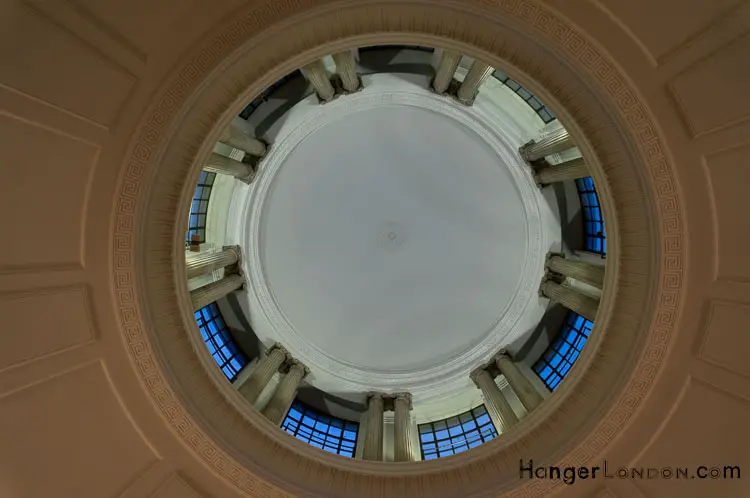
496;348;511;359
367;392;385;404
287;359;309;376
392;392;412;410
545;251;566;265
221;244;242;261
539;272;565;297
267;342;290;360
221;244;243;276
470;365;491;385
493;349;515;366
543;254;568;284
519;139;537;162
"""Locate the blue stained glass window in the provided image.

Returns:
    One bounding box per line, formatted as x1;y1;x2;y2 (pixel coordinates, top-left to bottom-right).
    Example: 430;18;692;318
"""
418;406;498;460
575;176;607;256
533;311;592;391
194;303;248;381
280;400;359;458
186;171;216;244
492;70;556;124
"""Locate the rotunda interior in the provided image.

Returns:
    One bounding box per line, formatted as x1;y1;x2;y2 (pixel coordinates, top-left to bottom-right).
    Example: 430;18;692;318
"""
1;1;749;497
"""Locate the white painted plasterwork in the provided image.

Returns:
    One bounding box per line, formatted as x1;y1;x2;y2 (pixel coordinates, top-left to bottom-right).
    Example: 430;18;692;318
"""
231;74;555;404
112;0;682;494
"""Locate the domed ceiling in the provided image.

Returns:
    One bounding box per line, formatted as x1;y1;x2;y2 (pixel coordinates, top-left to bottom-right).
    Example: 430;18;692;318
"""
229;73;563;410
8;0;749;496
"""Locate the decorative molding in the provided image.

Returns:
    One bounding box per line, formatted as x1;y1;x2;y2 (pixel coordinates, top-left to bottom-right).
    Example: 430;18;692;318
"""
241;77;544;403
110;0;683;496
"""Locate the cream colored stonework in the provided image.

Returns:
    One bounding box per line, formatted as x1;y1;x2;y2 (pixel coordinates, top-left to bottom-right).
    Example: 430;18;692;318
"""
2;0;749;497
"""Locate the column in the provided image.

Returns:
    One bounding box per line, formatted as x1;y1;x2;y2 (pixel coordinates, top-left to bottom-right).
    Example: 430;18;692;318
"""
519;128;575;162
495;352;544;413
238;344;288;404
534;157;589;185
219;118;267;157
332;51;361;93
457;60;493;105
361;393;385;461
393;392;414;462
432;50;462;94
190;274;244;311
203;152;255;183
186;245;240;280
262;361;308;424
470;368;519;433
540;279;599;322
300;59;335;102
547;253;605;289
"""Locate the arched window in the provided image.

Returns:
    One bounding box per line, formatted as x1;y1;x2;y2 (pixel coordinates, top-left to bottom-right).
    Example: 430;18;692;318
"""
418;405;498;460
194;303;249;381
281;400;359;457
533;311;592;390
575;176;606;256
492;69;556;123
186;171;216;244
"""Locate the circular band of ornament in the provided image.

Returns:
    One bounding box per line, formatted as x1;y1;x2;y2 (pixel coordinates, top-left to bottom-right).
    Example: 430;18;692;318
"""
241;82;544;401
112;1;682;496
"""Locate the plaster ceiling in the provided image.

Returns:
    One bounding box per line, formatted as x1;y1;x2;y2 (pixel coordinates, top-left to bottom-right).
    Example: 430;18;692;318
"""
236;75;557;404
9;0;745;495
262;105;527;371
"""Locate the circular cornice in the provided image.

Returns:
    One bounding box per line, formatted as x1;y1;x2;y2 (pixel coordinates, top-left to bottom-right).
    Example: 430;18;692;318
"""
241;77;544;403
111;1;683;496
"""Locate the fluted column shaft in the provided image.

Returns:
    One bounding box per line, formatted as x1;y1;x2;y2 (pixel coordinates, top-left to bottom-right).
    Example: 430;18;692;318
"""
186;246;240;280
219;118;266;157
495;354;544;413
361;394;385;461
520;128;575;161
471;368;519;433
535;157;589;185
547;254;605;289
332;51;360;93
301;60;335;102
540;280;599;322
204;153;255;183
190;274;244;311
238;345;287;404
262;361;307;424
432;50;462;94
393;393;414;462
457;60;493;105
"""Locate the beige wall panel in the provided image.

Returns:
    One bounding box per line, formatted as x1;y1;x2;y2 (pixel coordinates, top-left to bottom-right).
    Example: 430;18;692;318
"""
704;143;750;283
591;0;742;63
632;378;750;497
670;33;750;136
591;488;617;498
698;300;750;377
0;113;97;272
151;474;204;498
0;2;135;127
601;480;646;498
69;0;201;56
0;361;157;497
0;285;94;371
